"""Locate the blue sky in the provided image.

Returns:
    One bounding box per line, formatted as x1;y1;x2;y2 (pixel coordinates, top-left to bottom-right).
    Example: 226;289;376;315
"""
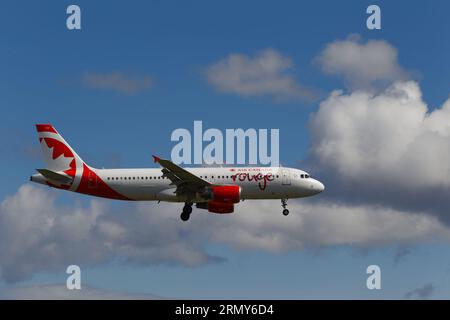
1;0;450;299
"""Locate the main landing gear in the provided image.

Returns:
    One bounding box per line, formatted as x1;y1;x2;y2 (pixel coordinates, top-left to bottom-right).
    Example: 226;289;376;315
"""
180;202;193;221
281;198;289;216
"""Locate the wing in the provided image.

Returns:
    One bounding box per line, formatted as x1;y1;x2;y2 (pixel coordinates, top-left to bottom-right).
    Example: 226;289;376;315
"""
152;155;210;196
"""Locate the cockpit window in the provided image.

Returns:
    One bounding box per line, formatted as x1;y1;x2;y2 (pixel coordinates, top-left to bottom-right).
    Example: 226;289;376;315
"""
305;174;310;178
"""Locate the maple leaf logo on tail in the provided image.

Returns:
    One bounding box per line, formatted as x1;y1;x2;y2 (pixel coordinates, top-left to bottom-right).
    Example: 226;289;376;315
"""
35;124;86;187
41;138;75;173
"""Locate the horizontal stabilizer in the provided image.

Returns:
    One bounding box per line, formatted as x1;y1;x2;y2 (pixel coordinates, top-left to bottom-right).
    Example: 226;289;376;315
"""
36;168;72;183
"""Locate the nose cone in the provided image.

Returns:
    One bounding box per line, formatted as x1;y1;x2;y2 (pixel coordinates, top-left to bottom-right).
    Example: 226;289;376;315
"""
310;179;325;195
316;180;325;193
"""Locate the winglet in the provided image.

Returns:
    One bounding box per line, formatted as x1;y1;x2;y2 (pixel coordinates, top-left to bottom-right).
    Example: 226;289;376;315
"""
152;155;161;163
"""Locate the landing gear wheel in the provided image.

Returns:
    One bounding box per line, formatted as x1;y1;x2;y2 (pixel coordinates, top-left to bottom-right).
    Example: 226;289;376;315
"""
180;212;190;221
180;203;193;221
282;209;290;216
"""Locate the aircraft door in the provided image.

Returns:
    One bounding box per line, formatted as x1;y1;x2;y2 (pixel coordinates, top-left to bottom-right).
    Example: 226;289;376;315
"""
281;168;291;185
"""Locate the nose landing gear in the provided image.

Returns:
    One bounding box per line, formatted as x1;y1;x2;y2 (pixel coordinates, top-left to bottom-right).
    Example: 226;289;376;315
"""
180;202;193;221
281;198;289;216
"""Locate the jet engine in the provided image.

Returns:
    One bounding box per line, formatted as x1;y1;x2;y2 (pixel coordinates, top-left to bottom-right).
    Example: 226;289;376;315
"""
202;185;241;203
198;185;241;214
207;201;235;214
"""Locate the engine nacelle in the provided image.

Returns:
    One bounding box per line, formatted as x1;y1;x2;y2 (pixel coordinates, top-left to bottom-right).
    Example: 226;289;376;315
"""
202;185;241;203
198;185;241;214
207;201;234;214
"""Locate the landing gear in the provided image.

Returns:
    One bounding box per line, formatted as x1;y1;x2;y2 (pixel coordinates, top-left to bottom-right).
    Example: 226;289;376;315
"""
180;202;193;221
180;212;190;221
281;199;289;216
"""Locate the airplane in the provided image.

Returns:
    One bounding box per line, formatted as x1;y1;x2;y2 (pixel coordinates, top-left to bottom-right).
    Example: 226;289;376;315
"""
30;124;325;221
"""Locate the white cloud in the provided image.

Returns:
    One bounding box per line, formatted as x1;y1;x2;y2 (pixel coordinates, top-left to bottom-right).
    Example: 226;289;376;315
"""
83;72;153;95
315;35;409;89
0;284;162;300
1;183;449;282
206;48;315;100
0;184;220;283
309;81;450;190
207;199;449;250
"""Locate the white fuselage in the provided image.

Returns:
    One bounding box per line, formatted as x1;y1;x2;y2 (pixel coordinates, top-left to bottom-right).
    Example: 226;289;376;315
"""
94;166;324;202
